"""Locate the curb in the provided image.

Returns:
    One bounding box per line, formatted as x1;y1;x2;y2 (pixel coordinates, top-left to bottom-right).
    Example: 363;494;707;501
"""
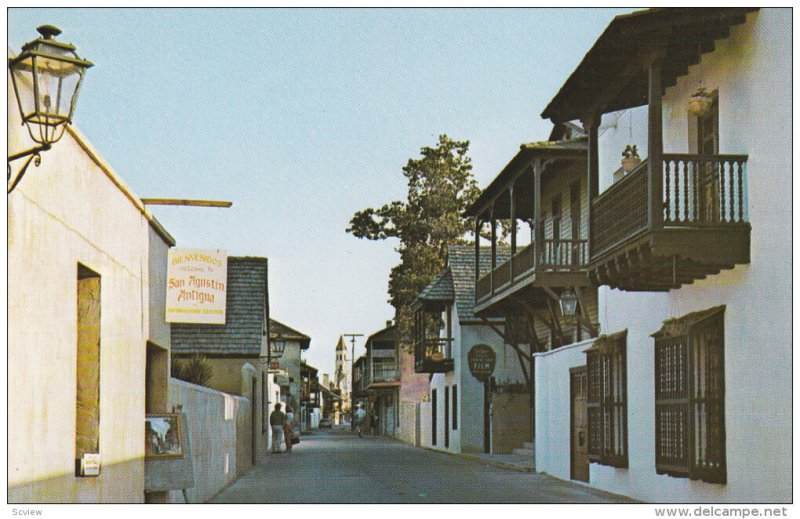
459;453;536;473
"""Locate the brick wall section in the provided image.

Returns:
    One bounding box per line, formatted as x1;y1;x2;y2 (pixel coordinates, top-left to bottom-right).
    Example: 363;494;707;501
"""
397;344;429;445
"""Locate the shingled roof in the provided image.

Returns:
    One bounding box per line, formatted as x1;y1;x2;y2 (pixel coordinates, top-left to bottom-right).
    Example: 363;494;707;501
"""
414;245;510;323
448;244;510;323
171;256;268;356
270;318;311;350
413;269;454;307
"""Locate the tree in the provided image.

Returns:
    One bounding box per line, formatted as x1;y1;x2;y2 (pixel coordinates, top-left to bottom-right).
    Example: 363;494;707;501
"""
347;135;481;340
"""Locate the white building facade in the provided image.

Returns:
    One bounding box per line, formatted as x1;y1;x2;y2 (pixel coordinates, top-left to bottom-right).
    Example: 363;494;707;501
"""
531;8;791;503
8;71;175;502
415;245;529;454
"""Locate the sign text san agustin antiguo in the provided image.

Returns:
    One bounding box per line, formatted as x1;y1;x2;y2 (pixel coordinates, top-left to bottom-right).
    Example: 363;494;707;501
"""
166;249;228;325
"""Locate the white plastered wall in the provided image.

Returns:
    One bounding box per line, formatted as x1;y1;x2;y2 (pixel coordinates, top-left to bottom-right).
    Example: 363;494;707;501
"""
7;75;172;502
586;9;791;503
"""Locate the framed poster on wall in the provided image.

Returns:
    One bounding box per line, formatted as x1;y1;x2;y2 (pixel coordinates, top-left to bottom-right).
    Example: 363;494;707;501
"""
145;414;184;459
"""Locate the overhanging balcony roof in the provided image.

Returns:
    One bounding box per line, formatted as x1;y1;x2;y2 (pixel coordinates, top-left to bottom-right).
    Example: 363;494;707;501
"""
541;8;758;124
464;139;586;219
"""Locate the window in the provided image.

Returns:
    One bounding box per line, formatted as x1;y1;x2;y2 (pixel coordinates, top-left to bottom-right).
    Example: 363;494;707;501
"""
654;306;726;484
586;330;628;468
76;264;101;476
431;389;437;446
452;385;458;430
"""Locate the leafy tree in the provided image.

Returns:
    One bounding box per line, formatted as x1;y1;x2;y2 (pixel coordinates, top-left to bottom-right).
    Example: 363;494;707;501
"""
347;135;481;340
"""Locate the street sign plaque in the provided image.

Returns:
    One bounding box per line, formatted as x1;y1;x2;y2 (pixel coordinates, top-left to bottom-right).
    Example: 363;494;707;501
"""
468;344;496;383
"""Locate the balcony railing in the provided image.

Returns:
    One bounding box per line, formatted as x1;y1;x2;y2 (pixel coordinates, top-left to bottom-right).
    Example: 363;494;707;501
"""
414;338;454;373
476;239;589;302
367;364;399;385
590;154;749;258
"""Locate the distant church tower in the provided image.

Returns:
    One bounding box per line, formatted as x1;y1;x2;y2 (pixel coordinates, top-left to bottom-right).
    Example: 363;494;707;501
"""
334;335;351;400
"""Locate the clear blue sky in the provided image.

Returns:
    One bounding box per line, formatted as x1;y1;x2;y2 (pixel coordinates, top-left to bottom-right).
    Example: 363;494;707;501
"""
9;7;632;378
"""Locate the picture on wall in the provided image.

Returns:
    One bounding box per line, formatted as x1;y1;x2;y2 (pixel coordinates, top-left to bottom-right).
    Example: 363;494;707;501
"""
145;414;184;459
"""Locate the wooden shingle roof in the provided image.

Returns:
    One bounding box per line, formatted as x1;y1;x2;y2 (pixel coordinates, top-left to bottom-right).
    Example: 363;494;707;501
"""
171;256;268;356
414;245;510;323
447;244;510;323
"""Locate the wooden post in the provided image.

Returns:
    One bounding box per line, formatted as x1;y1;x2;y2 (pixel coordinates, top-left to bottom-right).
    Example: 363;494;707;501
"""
584;117;600;258
648;57;664;230
490;201;497;269
532;159;542;269
474;217;481;283
509;185;516;256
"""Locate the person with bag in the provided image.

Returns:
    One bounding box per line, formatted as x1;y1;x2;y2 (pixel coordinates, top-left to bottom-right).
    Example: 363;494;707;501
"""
269;403;286;454
284;406;295;452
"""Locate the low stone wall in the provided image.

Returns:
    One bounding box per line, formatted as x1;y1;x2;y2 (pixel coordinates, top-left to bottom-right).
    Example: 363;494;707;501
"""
397;402;417;445
167;379;251;503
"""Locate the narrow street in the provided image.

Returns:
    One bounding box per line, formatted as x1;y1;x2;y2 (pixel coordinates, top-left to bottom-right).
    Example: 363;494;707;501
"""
211;427;633;504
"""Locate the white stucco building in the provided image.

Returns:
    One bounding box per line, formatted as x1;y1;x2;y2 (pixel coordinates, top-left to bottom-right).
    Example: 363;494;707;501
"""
414;245;530;454
519;8;790;503
8;64;175;502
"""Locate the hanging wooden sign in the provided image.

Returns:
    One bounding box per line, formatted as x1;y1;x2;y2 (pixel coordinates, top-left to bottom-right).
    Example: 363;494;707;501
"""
468;344;496;383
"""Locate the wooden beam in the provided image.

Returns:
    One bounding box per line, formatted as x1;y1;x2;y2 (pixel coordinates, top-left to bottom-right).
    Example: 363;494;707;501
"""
141;198;233;207
647;54;665;231
545;297;566;347
479;318;530;386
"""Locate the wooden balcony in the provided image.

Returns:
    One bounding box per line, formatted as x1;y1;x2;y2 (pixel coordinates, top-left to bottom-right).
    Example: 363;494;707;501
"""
475;239;591;315
414;338;454;373
589;154;750;291
366;364;400;388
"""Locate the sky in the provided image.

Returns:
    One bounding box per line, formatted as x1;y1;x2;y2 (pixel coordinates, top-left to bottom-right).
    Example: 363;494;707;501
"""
9;7;633;378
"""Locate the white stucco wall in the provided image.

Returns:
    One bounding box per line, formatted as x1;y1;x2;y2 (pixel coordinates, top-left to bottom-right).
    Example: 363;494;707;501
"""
277;340;303;410
167;379;249;503
8;74;173;503
148;227;171;349
534;339;594;481
572;9;791;503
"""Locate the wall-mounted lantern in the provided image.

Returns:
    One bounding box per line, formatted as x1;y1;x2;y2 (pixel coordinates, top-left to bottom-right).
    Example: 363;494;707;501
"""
559;288;579;318
8;25;93;193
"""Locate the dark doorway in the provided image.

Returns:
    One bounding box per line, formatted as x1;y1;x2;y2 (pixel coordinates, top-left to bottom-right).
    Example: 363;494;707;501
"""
431;389;437;446
444;386;450;448
570;366;589;482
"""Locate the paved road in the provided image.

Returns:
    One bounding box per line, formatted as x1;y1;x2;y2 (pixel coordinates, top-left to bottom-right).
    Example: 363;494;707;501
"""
211;427;633;504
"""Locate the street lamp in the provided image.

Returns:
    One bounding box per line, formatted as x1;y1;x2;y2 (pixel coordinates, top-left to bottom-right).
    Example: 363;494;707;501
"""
271;335;286;359
559;288;579;319
8;25;93;193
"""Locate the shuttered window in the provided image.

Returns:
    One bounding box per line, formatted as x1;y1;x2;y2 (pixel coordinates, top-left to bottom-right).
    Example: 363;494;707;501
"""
586;330;628;468
654;306;726;484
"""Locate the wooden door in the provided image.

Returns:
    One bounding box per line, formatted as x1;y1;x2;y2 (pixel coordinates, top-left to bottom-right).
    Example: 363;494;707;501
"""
697;94;719;222
570;366;589;482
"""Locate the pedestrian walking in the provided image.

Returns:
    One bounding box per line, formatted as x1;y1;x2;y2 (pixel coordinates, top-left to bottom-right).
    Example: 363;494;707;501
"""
284;406;294;452
270;403;285;454
355;404;367;437
371;407;380;436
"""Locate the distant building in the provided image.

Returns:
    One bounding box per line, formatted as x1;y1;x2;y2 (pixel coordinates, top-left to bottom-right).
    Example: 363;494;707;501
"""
333;336;351;418
171;256;271;465
269;319;311;415
414;245;530;455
